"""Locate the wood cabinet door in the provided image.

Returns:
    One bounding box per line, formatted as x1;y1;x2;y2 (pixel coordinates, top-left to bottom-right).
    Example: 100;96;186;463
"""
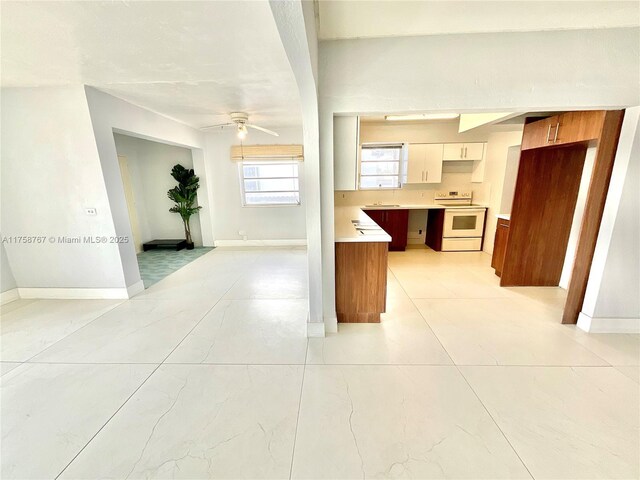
423;144;444;183
553;111;606;147
491;220;510;276
442;143;465;160
406;144;426;183
363;209;386;230
521;116;557;150
386;209;409;251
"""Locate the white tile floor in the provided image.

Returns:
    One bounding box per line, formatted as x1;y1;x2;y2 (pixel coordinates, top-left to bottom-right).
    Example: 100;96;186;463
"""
1;247;638;479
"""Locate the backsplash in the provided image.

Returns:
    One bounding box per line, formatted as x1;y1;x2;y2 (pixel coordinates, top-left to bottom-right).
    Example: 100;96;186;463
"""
335;168;490;206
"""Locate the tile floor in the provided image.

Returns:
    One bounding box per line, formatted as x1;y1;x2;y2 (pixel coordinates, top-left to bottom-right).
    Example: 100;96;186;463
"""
136;247;214;288
1;247;638;479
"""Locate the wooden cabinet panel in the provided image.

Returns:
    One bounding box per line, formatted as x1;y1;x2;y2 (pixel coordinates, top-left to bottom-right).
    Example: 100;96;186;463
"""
335;241;388;323
521;111;606;151
425;209;445;251
491;219;510;276
363;209;409;251
386;209;409;251
500;145;587;286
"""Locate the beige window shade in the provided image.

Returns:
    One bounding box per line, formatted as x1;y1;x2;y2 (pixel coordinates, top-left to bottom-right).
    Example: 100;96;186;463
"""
231;144;304;162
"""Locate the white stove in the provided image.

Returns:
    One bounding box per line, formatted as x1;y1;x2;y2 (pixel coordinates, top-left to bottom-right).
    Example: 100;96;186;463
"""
434;191;486;251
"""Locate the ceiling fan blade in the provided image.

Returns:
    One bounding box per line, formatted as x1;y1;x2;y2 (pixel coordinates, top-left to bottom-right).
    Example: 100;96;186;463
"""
247;124;279;137
200;122;234;130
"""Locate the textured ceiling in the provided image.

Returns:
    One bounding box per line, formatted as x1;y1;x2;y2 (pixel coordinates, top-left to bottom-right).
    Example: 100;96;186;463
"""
1;1;302;128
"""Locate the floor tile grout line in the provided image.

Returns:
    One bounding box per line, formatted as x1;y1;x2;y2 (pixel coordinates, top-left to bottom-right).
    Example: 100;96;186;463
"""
13;361;637;367
288;338;309;480
456;365;536;480
54;361;164;480
387;266;456;366
53;250;262;478
21;300;125;364
157;250;263;367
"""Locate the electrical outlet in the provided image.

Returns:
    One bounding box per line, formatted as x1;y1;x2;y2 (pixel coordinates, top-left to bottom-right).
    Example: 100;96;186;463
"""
85;208;97;216
419;229;423;235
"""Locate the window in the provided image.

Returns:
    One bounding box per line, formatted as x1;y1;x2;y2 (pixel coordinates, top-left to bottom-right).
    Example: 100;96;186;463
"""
240;161;300;206
359;144;403;189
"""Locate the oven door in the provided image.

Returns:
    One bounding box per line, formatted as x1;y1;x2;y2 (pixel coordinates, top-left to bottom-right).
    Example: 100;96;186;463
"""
443;208;485;238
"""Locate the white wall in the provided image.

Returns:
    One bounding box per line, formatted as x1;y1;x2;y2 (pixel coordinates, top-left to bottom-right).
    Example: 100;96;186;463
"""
113;134;203;249
1;243;17;293
1;86;126;289
476;130;524;254
204;127;307;242
319;27;639;321
84;87;211;289
581;107;640;331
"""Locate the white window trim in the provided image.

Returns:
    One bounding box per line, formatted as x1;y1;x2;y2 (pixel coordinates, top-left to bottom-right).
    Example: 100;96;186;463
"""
358;143;407;190
238;161;302;208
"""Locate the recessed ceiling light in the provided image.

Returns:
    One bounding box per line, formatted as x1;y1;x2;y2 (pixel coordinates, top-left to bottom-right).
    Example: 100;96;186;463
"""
385;113;460;121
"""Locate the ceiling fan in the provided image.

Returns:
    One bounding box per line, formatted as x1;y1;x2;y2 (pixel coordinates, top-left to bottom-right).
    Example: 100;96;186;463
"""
201;112;279;139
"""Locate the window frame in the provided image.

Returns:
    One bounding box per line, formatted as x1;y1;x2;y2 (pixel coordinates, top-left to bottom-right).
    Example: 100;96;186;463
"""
358;142;406;190
238;160;302;207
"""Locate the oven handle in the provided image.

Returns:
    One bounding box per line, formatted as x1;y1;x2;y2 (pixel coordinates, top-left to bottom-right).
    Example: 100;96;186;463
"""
445;208;486;213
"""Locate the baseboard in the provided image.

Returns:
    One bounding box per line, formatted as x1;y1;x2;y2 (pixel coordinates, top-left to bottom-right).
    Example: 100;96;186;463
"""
214;239;307;247
18;287;130;300
577;312;640;333
1;288;20;305
306;321;326;337
126;280;145;298
324;314;338;334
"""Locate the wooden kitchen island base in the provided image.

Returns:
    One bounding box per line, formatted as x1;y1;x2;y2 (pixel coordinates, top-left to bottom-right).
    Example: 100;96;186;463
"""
335;241;388;323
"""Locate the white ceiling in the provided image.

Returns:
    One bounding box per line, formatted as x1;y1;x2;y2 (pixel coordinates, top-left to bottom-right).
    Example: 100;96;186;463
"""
1;1;302;128
318;1;639;40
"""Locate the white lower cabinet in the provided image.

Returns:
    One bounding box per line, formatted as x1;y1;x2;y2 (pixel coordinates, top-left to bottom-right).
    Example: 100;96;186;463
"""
405;143;443;184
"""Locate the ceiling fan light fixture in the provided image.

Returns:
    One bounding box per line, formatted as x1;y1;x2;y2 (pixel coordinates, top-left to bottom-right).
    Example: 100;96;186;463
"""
237;123;248;139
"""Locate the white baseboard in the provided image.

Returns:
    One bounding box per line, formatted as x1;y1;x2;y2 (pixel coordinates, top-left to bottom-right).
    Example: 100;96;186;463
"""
1;288;20;305
214;239;307;247
18;287;130;300
306;321;326;337
324;314;338;334
577;312;640;333
127;280;145;298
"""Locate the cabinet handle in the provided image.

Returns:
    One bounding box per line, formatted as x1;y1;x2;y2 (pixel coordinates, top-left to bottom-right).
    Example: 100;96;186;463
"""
460;146;464;158
464;147;468;158
421;171;425;182
546;124;552;143
553;123;560;143
425;170;428;181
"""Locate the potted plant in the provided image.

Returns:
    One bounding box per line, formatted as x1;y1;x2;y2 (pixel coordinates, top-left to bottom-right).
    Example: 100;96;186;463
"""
167;164;202;250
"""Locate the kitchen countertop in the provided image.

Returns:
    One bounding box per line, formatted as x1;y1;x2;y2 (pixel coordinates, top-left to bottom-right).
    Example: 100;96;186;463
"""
360;204;487;210
496;213;511;221
335;206;392;243
335;203;489;243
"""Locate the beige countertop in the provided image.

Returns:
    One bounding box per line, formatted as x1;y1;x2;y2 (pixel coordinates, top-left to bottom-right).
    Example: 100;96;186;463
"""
496;213;511;221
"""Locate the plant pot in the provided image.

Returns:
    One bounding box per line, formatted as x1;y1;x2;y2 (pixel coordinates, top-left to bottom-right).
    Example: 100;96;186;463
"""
186;242;195;250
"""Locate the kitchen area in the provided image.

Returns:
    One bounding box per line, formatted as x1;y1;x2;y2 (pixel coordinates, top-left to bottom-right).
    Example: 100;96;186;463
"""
333;111;625;327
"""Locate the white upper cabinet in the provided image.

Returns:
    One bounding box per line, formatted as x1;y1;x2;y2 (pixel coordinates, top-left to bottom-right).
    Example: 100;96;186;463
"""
334;116;359;191
443;142;485;161
405;143;443;184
